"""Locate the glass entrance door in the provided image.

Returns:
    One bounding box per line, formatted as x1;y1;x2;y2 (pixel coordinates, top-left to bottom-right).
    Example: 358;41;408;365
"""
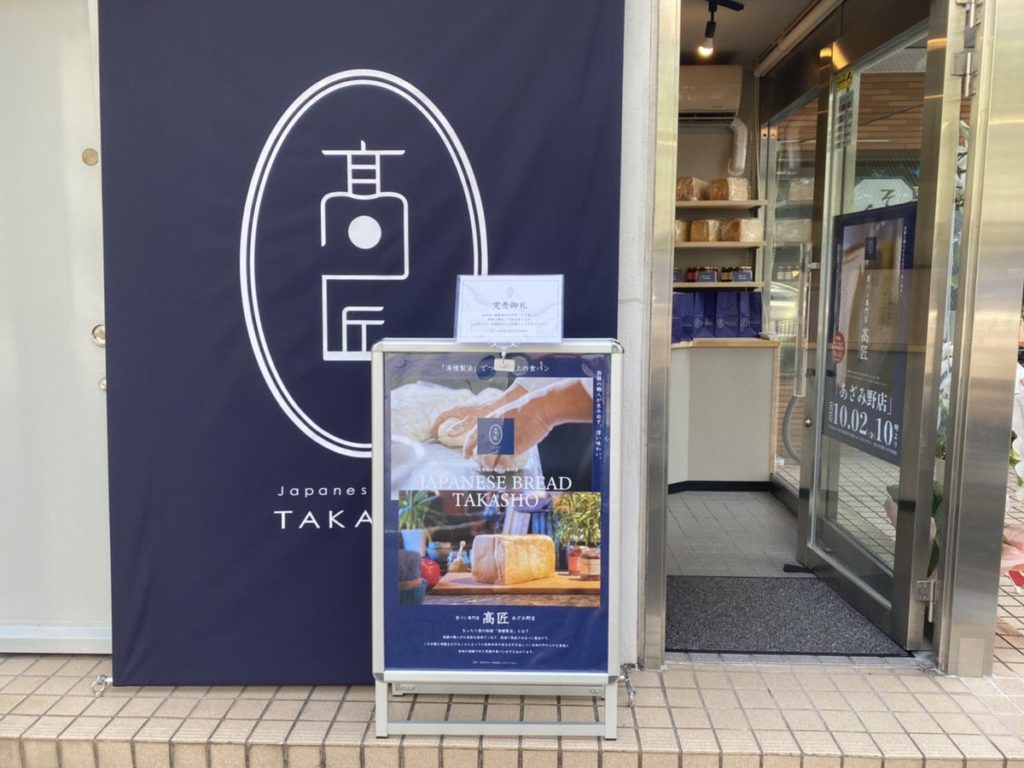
800;25;957;637
815;34;929;606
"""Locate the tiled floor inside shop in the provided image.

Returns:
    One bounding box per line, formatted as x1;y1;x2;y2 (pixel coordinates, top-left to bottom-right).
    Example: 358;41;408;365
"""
7;487;1024;767
666;491;810;578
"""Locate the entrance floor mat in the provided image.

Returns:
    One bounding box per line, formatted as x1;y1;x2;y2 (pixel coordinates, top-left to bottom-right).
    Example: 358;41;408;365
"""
666;575;908;656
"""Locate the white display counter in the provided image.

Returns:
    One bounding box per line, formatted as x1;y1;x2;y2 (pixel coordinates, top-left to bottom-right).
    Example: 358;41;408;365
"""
667;338;780;485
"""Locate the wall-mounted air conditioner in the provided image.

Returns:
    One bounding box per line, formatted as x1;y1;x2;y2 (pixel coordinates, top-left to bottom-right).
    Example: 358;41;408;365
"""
679;65;742;123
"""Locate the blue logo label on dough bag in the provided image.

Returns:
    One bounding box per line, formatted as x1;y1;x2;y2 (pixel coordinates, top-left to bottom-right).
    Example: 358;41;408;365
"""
478;418;515;455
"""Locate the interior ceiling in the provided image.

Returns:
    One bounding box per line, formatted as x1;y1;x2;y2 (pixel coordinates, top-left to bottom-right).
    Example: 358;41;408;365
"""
679;0;815;66
680;1;931;70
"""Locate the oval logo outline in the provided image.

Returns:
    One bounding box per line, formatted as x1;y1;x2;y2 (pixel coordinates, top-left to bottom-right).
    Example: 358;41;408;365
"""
240;69;489;457
488;424;503;446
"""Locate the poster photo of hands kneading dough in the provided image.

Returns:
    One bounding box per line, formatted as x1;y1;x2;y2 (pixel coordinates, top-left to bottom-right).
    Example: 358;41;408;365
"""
382;349;613;672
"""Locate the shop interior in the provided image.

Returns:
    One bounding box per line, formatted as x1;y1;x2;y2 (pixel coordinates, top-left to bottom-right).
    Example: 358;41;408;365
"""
664;0;951;657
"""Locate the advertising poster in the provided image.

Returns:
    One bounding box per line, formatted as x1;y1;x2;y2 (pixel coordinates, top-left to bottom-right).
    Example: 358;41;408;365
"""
99;1;623;684
381;350;611;672
823;203;917;464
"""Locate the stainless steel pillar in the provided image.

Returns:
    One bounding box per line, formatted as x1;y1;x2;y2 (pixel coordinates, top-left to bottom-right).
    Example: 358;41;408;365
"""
935;0;1024;677
638;0;680;670
890;0;969;652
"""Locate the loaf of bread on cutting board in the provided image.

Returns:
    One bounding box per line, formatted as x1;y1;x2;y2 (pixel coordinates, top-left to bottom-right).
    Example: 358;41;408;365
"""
471;535;556;585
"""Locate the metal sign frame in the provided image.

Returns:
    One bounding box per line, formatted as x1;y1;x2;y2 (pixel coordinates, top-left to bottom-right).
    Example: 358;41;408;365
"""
371;338;623;738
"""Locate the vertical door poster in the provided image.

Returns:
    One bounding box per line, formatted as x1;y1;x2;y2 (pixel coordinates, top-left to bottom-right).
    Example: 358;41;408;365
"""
383;351;611;672
100;1;623;684
823;203;916;464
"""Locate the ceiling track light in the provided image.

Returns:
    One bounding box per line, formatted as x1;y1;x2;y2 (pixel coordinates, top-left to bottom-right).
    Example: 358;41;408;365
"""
698;17;716;57
697;0;744;60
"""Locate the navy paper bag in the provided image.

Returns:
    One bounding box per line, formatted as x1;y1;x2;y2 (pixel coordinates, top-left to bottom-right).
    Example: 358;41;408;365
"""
696;292;715;338
737;292;759;338
715;292;740;338
691;291;714;339
673;291;714;340
672;292;692;342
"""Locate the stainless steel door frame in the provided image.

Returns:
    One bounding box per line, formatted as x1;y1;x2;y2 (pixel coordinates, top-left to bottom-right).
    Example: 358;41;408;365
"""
934;0;1024;678
637;0;680;671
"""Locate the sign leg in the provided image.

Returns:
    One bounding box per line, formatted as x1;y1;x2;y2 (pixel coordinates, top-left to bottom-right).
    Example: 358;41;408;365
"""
375;679;389;738
604;681;618;739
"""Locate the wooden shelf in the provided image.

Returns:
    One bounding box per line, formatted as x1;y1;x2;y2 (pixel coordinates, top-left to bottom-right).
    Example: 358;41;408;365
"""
676;200;767;210
673;281;763;289
675;241;766;249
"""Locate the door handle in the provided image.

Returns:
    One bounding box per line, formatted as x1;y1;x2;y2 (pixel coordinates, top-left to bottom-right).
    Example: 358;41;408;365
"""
793;244;813;398
804;418;813;428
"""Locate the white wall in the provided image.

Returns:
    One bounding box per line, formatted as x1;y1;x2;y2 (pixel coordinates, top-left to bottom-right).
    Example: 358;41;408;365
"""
0;0;111;652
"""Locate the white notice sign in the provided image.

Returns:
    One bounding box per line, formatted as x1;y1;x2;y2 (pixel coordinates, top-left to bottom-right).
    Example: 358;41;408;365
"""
455;275;564;344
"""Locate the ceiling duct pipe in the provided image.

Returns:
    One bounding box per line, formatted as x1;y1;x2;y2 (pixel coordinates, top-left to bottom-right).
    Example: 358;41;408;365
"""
727;116;748;177
753;0;843;77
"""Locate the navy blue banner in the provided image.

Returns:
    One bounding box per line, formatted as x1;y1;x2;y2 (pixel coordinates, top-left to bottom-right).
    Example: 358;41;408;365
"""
100;1;623;684
382;352;611;672
823;203;916;464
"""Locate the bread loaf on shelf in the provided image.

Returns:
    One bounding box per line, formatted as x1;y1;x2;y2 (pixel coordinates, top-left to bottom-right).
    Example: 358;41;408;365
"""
689;219;720;242
674;219;689;244
471;535;556;585
720;218;763;243
709;177;750;201
676;176;708;201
